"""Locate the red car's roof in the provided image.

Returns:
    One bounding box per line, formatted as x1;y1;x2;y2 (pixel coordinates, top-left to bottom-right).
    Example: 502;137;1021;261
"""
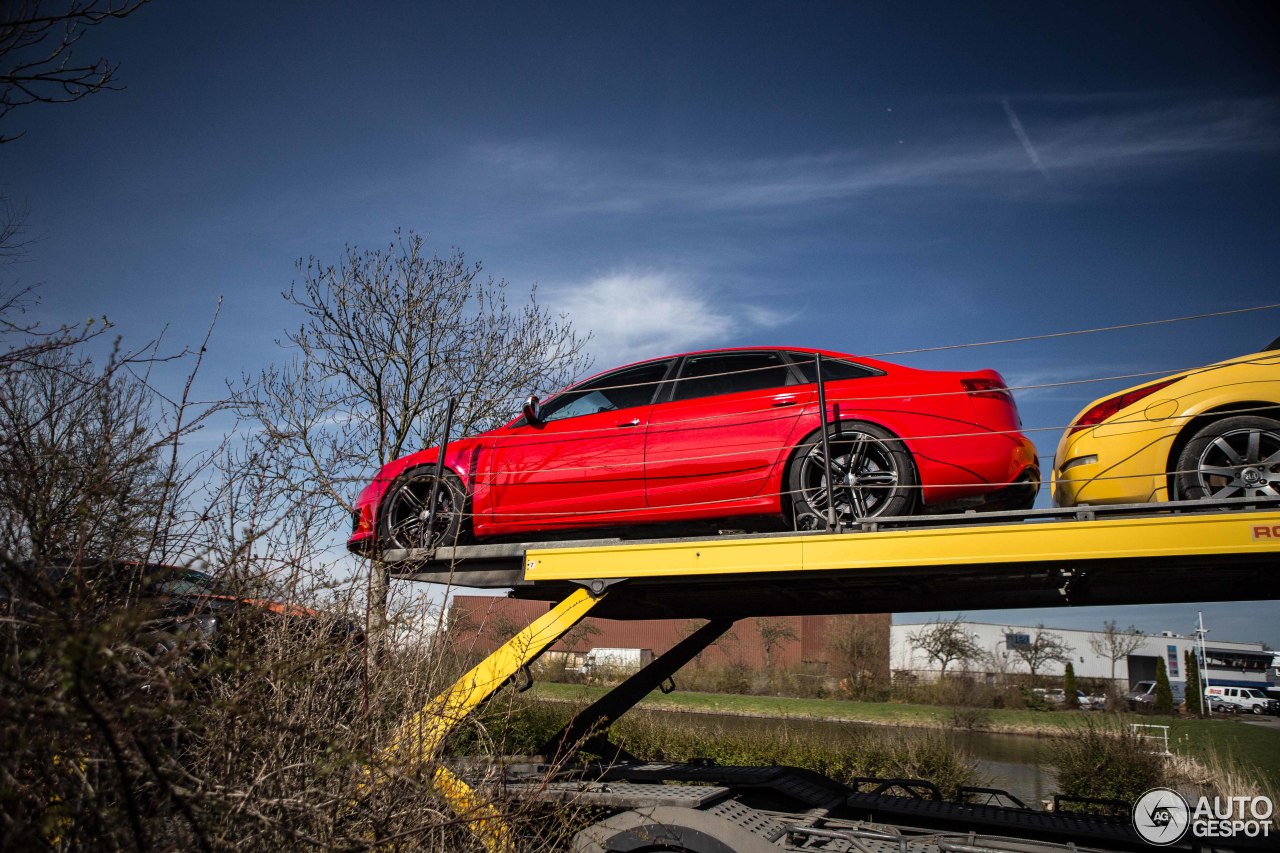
560;346;893;390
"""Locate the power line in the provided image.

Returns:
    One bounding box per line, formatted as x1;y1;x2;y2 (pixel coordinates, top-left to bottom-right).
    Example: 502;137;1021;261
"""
866;302;1280;358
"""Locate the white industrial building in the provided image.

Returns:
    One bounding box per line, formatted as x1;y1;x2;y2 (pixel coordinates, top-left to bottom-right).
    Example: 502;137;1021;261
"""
890;620;1275;698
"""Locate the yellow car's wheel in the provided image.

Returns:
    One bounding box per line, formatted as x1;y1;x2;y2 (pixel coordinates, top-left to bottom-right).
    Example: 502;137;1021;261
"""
1175;415;1280;500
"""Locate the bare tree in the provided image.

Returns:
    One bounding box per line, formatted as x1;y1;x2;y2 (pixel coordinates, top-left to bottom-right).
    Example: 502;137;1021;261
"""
908;617;981;677
559;619;602;651
237;230;591;653
1;0;150;143
2;201;110;370
1007;624;1074;679
756;618;798;670
0;346;163;561
1087;619;1144;684
828;615;888;698
0;196;31;263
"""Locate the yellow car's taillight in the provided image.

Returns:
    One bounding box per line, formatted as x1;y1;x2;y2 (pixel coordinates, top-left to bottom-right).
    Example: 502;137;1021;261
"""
1068;377;1182;436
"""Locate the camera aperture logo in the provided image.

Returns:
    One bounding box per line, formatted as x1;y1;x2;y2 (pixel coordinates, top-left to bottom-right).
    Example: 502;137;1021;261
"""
1133;788;1190;845
1133;788;1274;845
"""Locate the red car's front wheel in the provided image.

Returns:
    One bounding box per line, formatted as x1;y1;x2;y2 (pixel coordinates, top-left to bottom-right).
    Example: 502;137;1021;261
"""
378;468;472;552
787;423;917;529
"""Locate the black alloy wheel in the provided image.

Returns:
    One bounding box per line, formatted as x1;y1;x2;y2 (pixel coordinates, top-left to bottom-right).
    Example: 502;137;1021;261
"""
1175;415;1280;500
379;469;470;551
789;423;916;529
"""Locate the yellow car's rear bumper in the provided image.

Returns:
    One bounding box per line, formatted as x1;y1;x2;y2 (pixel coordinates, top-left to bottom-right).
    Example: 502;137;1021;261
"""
1052;419;1179;506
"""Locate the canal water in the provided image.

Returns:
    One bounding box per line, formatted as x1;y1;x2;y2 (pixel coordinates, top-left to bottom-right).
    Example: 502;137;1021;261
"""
695;713;1056;807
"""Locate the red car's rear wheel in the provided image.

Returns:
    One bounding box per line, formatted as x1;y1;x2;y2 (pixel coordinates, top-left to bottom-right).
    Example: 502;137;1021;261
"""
787;423;917;528
379;468;471;551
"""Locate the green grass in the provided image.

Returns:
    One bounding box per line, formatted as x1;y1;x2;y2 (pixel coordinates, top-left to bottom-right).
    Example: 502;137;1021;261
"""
1166;717;1280;790
529;683;1280;790
531;682;1084;732
467;697;981;797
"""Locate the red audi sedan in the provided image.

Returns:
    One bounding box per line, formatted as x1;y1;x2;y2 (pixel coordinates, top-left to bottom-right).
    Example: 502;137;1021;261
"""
347;347;1039;554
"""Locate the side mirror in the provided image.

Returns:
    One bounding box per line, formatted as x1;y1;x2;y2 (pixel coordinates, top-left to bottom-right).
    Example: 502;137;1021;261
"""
522;395;541;425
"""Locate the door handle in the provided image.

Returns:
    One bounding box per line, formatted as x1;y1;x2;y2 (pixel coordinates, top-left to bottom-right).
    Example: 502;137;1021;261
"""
617;418;641;428
770;395;798;407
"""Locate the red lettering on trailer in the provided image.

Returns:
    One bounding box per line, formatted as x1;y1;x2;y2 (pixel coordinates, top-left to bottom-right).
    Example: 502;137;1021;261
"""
1253;525;1280;539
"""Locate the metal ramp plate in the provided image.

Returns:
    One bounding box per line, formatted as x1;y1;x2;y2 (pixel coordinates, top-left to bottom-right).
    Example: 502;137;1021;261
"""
505;779;731;809
596;762;849;810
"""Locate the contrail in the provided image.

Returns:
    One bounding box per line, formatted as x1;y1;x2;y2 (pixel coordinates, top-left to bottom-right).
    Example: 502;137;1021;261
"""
1002;97;1051;182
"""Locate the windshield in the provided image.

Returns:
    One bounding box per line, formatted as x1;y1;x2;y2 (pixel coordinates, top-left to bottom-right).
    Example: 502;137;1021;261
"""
150;570;225;596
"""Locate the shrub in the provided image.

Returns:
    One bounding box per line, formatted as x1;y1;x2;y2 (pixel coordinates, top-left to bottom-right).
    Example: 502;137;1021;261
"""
1183;650;1204;717
1020;686;1049;711
1154;657;1174;714
948;706;992;730
1063;662;1078;709
0;565;584;850
1052;723;1165;806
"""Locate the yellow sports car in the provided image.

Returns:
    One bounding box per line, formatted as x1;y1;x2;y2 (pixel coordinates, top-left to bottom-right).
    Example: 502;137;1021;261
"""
1053;339;1280;507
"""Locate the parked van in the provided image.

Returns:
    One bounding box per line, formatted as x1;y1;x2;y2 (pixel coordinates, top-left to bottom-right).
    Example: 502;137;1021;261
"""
1126;681;1157;706
1205;685;1279;715
1125;680;1185;707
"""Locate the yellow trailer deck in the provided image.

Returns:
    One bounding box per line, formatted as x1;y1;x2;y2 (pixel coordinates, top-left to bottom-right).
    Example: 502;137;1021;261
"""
390;498;1280;618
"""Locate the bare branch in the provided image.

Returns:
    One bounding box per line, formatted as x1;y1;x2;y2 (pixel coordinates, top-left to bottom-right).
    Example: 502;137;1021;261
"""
1;1;151;143
1006;624;1074;679
908;617;981;676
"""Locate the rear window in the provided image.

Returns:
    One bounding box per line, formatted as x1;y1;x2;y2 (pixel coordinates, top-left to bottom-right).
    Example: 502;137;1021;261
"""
787;353;881;383
149;570;225;596
671;352;792;401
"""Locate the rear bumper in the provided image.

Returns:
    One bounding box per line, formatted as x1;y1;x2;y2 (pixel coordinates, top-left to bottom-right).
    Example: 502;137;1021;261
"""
1052;425;1176;507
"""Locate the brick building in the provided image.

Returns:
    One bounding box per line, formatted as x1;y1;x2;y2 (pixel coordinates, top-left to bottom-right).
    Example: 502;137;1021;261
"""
446;594;890;679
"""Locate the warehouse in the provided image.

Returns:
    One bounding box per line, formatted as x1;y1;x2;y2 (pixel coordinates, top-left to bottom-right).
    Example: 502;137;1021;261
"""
890;620;1275;696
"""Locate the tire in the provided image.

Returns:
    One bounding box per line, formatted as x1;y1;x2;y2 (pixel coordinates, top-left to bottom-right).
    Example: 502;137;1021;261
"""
1174;415;1280;500
787;422;917;529
379;468;471;551
1253;705;1263;715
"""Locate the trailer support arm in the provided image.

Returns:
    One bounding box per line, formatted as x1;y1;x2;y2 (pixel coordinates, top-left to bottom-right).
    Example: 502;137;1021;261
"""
370;587;604;852
541;617;734;761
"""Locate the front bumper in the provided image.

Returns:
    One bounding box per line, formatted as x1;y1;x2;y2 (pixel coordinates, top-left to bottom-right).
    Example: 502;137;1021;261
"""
346;482;385;554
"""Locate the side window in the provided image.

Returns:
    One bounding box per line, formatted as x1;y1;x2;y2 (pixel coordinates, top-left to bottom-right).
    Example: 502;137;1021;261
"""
540;360;673;423
671;352;792;402
787;352;881;383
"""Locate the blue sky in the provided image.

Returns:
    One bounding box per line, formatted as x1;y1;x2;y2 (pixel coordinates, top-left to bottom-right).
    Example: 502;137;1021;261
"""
5;2;1279;644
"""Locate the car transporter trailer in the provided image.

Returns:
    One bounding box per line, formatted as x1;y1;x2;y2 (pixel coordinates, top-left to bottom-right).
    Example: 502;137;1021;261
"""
368;496;1280;853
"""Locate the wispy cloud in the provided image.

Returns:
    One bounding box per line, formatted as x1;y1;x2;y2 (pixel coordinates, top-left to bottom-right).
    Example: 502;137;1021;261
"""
549;270;791;364
1002;97;1051;182
472;96;1277;213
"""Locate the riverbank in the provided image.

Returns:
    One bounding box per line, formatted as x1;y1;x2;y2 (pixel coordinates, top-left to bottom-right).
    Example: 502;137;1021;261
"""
529;682;1280;790
532;682;1103;735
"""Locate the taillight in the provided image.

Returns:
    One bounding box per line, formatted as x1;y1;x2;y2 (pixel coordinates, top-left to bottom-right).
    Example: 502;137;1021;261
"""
961;377;1013;403
1068;377;1181;435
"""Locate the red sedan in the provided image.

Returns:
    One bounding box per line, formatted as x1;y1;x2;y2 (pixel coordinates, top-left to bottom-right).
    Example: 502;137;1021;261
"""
347;347;1039;554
